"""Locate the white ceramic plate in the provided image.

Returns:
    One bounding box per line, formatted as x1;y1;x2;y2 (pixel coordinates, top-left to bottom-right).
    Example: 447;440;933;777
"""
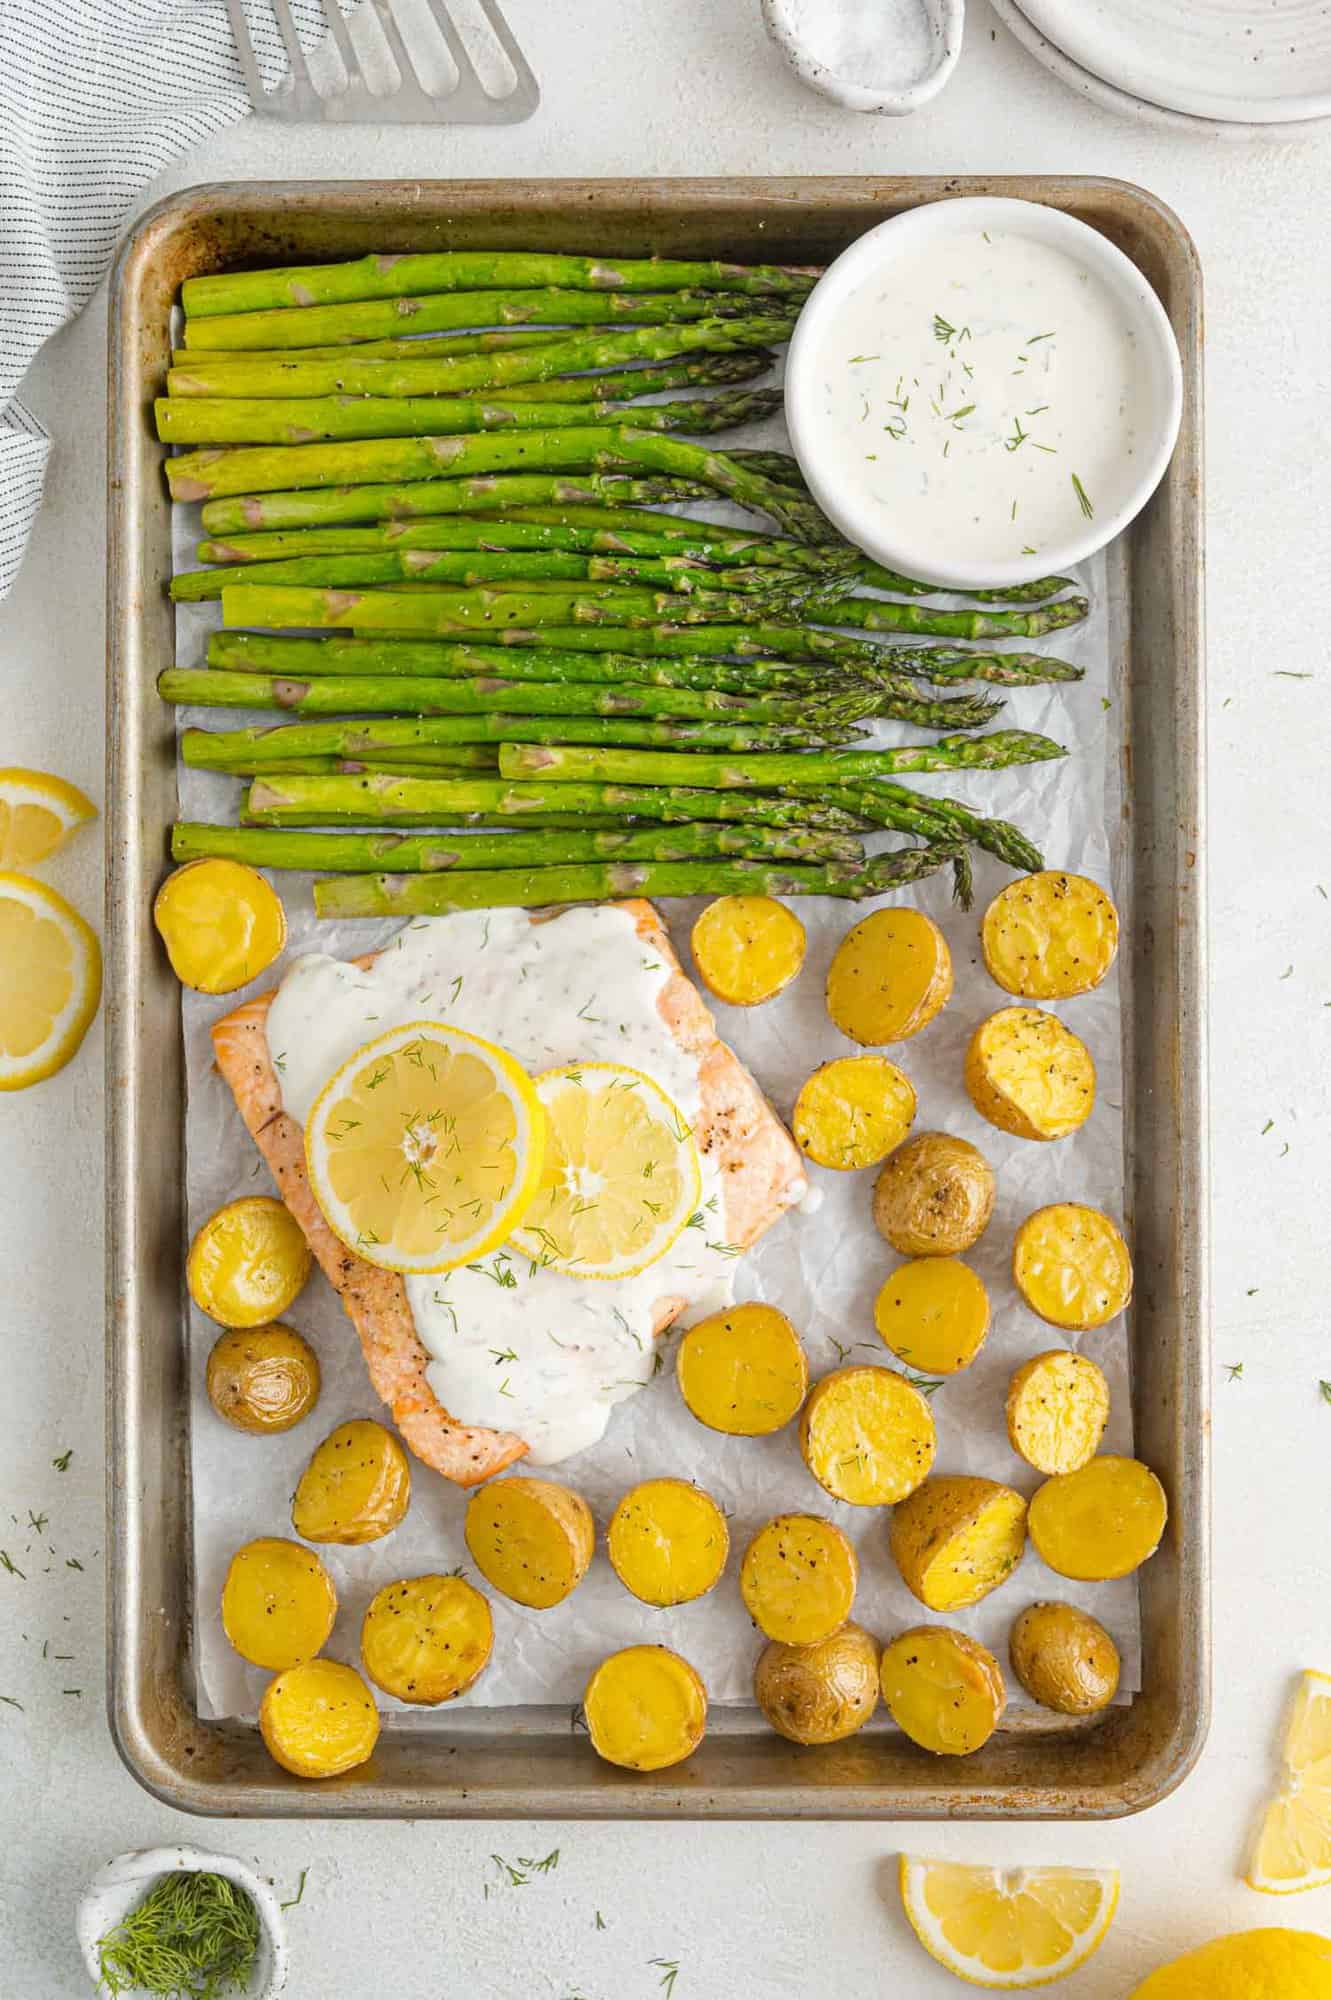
999;0;1331;127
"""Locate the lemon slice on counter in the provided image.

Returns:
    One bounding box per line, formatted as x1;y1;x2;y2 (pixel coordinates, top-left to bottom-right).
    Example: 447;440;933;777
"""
899;1855;1119;1989
510;1062;701;1280
1247;1670;1331;1893
0;872;102;1091
0;767;96;870
305;1021;545;1274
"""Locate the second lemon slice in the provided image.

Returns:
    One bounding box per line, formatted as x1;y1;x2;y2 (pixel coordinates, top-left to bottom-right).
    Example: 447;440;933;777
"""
1248;1669;1331;1893
511;1063;701;1280
900;1855;1119;1989
305;1021;545;1274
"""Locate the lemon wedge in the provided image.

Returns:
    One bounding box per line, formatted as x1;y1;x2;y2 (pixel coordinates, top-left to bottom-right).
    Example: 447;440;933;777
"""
0;767;96;870
1247;1670;1331;1893
305;1021;545;1274
899;1855;1119;1989
510;1062;701;1280
0;872;102;1091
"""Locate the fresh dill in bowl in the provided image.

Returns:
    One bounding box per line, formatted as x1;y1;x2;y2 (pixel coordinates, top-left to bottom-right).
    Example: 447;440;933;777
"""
95;1870;261;1999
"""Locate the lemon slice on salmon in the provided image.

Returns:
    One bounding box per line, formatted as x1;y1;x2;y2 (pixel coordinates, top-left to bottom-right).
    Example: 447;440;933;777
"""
305;1021;546;1274
0;872;102;1091
899;1855;1119;1989
1247;1669;1331;1893
0;768;96;870
510;1062;701;1280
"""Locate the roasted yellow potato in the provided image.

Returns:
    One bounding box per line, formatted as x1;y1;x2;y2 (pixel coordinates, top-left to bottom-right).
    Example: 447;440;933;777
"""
583;1644;707;1772
205;1322;320;1435
982;870;1120;1001
220;1536;336;1672
259;1658;380;1779
291;1418;410;1546
464;1474;594;1609
964;1007;1095;1142
739;1513;858;1645
187;1195;312;1329
606;1478;729;1607
792;1055;917;1171
825;908;953;1046
880;1626;1007;1756
873;1257;991;1375
1006;1350;1110;1475
799;1365;936;1506
690;894;806;1006
675;1301;809;1436
360;1573;493;1705
154;857;286;995
753;1622;881;1745
889;1474;1028;1611
872;1132;995;1257
1009;1601;1121;1715
1028;1455;1167;1581
1012;1202;1133;1330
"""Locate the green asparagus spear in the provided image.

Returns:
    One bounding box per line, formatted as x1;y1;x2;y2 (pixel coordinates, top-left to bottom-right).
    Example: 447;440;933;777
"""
198;472;716;535
196;516;844;572
170;819;864;872
181;290;760;353
724;448;808;489
856;562;1078;605
159;665;873;726
800;781;1045;874
182;253;818;318
173;549;823;602
176;349;773;402
218;580;823;635
811;595;1089;641
173;328;574;366
238;773;870;833
497;729;1067;790
311;844;959;919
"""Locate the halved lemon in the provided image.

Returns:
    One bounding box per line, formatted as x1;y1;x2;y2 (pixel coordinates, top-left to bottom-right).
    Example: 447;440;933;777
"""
0;873;102;1091
0;768;96;870
1247;1670;1331;1893
899;1855;1119;1989
510;1062;701;1280
305;1021;545;1274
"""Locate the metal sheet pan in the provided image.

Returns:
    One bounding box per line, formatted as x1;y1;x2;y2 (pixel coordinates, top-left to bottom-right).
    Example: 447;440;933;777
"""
106;176;1208;1819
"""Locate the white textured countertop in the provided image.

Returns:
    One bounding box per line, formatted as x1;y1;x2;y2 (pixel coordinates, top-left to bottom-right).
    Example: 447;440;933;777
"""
4;3;1330;1992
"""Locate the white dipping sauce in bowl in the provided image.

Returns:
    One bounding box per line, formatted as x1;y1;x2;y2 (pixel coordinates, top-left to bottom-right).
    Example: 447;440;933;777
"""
785;198;1183;590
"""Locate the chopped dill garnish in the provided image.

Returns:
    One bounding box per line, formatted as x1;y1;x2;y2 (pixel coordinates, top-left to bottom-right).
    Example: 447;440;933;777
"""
1225;1361;1245;1383
901;1370;946;1399
931;313;956;343
280;1867;309;1911
652;1959;681;1998
1320;1381;1331;1406
95;1870;261;2000
1072;473;1094;519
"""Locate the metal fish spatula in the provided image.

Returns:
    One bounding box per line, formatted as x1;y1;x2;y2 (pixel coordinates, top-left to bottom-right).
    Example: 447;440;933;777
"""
226;0;539;123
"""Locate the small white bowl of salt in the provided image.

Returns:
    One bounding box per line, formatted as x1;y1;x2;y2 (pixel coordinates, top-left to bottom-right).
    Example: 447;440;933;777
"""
760;0;964;114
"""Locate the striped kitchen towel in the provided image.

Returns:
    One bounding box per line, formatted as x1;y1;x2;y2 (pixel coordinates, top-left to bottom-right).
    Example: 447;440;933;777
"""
0;0;333;601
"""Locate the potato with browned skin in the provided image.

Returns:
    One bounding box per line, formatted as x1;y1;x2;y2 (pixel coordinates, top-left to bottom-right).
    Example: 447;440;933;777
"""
206;1322;320;1434
292;1418;410;1545
754;1623;881;1745
872;1132;995;1257
1009;1602;1121;1715
889;1475;1028;1611
880;1627;1006;1756
464;1474;594;1609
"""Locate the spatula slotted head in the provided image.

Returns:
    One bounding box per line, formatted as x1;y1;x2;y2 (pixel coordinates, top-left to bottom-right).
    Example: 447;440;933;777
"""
226;0;540;123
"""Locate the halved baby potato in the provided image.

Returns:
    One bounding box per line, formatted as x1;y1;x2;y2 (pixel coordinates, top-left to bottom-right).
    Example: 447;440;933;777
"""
1006;1350;1110;1475
880;1626;1007;1757
792;1055;916;1171
220;1536;336;1672
464;1474;594;1610
187;1195;312;1329
206;1322;321;1435
1009;1601;1121;1716
872;1132;995;1258
154;857;286;995
360;1573;493;1705
606;1478;729;1607
675;1302;809;1437
1027;1455;1167;1582
799;1365;936;1507
754;1622;881;1746
826;908;953;1046
691;894;806;1006
739;1513;858;1646
873;1258;991;1376
259;1658;380;1779
889;1474;1028;1611
291;1418;410;1546
982;871;1120;1000
964;1007;1095;1142
583;1644;708;1772
1013;1203;1133;1330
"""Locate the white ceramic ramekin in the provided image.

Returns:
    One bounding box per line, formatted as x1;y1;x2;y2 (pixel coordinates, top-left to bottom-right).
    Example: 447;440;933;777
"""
784;196;1184;590
760;0;964;115
76;1846;289;1999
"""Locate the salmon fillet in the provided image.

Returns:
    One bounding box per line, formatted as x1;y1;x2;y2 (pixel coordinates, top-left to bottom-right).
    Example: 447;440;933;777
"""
210;899;807;1486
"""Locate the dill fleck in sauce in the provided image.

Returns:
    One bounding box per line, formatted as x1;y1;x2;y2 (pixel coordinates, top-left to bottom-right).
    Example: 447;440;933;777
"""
815;227;1142;563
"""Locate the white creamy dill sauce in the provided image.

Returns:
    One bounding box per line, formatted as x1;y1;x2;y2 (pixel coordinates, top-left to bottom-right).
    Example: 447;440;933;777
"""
266;906;777;1464
814;227;1142;563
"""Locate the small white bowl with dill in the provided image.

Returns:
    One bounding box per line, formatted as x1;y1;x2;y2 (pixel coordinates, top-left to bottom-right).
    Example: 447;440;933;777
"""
77;1846;288;1999
784;196;1183;590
